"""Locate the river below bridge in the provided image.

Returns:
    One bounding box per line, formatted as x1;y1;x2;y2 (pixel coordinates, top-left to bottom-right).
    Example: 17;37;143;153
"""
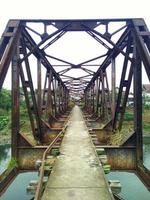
0;143;150;200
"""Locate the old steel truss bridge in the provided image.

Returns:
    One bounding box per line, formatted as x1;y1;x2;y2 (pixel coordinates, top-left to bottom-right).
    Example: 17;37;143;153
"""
0;18;150;199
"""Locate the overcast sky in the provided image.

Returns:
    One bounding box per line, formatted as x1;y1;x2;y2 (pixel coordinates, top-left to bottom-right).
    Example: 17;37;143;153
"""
0;0;150;33
1;0;150;89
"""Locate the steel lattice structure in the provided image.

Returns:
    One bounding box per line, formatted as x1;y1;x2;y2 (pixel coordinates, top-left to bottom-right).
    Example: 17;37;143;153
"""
0;18;150;191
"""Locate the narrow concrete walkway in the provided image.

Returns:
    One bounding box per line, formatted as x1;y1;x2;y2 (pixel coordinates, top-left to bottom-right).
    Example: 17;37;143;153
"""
42;106;114;200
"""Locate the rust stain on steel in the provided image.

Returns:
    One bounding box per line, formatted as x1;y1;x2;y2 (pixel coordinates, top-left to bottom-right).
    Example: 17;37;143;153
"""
18;149;45;170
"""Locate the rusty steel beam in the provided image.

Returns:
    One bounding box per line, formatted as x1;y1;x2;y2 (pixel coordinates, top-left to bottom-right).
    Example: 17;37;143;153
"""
11;47;20;158
17;19;134;33
95;77;101;114
42;30;66;50
112;36;133;130
21;28;68;90
20;24;70;63
85;27;131;91
52;78;57;116
46;70;53;122
21;38;43;141
78;53;107;66
37;59;42;115
83;24;133;61
19;62;37;137
131;19;150;81
111;58;116;117
46;54;74;66
85;30;110;49
0;20;20;89
133;41;143;163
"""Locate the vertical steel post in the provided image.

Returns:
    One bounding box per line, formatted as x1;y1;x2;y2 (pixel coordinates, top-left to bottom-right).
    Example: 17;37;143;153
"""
92;83;95;113
111;58;116;117
91;86;93;113
84;90;87;109
96;78;99;114
133;44;143;164
57;82;60;114
11;48;19;158
52;78;57;116
37;59;42;115
101;71;105;118
46;70;52;122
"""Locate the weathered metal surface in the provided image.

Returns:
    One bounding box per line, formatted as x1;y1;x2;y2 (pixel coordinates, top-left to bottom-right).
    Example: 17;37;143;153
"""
37;59;42;115
0;20;20;89
137;164;150;190
42;106;114;200
18;148;45;170
0;167;18;194
111;58;116;117
133;43;143;163
105;147;136;170
11;47;20;158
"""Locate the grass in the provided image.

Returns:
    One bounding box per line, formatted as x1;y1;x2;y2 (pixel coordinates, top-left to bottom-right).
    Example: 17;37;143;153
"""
110;107;150;145
143;123;150;133
124;112;134;121
7;157;18;170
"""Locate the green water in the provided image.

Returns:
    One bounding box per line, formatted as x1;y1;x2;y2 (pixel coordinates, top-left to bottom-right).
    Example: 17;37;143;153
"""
0;172;38;200
107;171;150;200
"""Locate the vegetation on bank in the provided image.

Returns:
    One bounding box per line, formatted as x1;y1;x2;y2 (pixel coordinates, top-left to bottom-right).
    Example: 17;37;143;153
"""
0;88;29;144
0;88;150;145
7;157;18;170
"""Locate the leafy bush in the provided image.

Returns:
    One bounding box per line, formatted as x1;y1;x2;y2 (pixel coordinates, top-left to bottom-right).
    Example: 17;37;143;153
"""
0;89;11;111
0;116;9;130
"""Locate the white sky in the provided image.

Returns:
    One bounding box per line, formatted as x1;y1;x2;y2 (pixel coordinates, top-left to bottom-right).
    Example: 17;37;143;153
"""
1;0;150;89
0;0;150;34
1;1;150;21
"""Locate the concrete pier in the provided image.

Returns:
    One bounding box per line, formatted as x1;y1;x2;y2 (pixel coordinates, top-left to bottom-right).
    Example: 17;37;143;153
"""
42;106;114;200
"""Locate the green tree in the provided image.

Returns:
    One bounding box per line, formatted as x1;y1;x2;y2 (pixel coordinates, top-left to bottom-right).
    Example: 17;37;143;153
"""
0;89;11;111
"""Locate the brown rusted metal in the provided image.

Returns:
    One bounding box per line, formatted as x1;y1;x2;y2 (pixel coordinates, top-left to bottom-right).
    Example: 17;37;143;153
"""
133;41;143;163
111;58;116;117
0;167;18;195
0;20;20;89
105;147;136;170
11;46;20;158
37;59;42;115
137;164;150;190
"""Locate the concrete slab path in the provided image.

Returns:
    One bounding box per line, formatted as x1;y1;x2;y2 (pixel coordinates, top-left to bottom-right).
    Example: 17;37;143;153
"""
42;106;114;200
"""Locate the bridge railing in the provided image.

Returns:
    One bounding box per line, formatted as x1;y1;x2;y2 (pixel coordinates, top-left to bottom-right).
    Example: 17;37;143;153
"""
34;120;69;200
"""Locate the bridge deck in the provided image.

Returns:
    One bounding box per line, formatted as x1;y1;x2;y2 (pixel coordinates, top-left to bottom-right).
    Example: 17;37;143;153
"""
42;106;114;200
